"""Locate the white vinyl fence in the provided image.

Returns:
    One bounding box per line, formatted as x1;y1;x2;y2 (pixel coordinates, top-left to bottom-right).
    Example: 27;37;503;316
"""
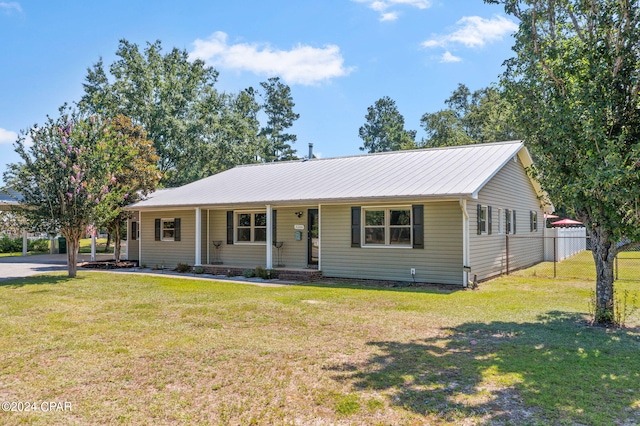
544;227;587;261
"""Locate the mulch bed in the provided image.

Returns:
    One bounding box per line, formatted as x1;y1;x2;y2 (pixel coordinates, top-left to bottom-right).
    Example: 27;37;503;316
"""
81;260;137;269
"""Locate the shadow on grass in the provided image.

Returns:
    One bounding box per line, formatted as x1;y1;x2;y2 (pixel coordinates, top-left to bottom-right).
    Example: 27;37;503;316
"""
0;274;74;287
296;281;465;295
328;311;640;424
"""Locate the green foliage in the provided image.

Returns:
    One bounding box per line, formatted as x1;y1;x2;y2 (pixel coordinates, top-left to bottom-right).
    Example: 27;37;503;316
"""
258;77;300;161
194;267;204;274
242;269;255;278
80;40;229;186
175;263;192;273
359;96;417;153
0;236;21;253
3;106;118;277
94;115;160;261
420;83;520;148
254;265;270;279
489;0;640;323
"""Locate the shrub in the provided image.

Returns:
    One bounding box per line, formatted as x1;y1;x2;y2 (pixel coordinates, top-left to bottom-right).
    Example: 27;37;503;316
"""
29;238;50;252
0;236;21;253
194;267;204;274
254;265;268;279
242;269;255;278
175;263;192;273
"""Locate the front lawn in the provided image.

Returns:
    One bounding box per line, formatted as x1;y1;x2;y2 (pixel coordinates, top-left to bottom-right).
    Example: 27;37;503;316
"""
0;272;638;425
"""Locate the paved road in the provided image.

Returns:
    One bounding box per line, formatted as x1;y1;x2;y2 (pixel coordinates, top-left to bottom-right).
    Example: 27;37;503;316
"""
0;254;113;281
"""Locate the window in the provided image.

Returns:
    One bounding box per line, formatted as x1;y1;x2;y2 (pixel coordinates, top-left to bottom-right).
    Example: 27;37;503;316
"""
530;211;538;232
477;204;492;235
162;219;175;241
479;206;488;234
505;210;516;234
363;207;411;246
236;212;267;243
131;221;138;241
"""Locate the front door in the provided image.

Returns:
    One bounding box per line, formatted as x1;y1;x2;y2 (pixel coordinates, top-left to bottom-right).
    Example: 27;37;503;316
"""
308;209;319;267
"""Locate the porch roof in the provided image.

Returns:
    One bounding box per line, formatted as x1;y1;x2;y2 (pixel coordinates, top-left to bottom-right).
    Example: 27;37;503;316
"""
129;141;549;210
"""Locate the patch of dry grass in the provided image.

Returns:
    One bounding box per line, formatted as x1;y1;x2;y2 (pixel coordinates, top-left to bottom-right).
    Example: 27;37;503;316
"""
0;272;638;425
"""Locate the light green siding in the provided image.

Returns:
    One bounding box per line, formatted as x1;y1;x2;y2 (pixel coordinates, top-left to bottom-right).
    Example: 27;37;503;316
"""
140;210;197;268
469;156;545;280
321;202;463;285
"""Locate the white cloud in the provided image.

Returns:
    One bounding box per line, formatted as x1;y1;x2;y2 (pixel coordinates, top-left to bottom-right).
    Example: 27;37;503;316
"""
354;0;431;21
422;15;518;49
190;32;354;86
0;2;22;14
440;51;462;63
380;12;399;21
0;128;17;144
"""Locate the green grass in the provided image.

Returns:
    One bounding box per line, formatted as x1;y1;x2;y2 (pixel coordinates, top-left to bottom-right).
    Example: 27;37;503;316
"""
0;270;638;425
78;237;114;254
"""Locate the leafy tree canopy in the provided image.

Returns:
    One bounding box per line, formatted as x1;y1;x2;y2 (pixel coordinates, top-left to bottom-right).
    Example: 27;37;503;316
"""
420;83;520;147
258;77;300;162
359;96;417;153
488;0;640;325
4;107;124;277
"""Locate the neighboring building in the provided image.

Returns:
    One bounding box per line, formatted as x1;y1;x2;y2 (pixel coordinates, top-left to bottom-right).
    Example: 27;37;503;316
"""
127;141;553;285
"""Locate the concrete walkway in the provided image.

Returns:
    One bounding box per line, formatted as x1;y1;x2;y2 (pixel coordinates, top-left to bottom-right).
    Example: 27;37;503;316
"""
0;253;112;281
0;254;293;286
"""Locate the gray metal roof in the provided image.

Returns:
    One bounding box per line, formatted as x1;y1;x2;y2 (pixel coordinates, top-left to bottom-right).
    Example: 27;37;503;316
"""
0;188;21;210
130;141;542;209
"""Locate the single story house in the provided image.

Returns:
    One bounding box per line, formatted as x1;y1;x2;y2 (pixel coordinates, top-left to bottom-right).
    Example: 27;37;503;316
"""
126;141;553;285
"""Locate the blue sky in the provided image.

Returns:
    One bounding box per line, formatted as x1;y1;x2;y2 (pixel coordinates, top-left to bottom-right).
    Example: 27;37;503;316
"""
0;0;518;183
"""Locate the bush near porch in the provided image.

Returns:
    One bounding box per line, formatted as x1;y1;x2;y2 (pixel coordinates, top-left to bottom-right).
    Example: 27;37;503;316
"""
0;269;638;425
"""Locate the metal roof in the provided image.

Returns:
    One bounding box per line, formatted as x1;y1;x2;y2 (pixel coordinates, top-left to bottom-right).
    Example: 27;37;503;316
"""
0;188;21;210
130;141;544;209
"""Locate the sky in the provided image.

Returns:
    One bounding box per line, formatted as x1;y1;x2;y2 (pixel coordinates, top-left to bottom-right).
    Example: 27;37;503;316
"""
0;0;519;184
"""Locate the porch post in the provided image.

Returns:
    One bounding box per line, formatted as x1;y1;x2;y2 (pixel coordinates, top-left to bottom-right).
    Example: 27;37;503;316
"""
206;209;210;264
90;226;96;262
266;204;273;269
22;230;27;257
195;207;202;266
125;217;130;261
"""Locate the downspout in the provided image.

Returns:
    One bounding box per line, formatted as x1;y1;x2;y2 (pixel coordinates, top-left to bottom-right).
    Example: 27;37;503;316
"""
460;198;470;287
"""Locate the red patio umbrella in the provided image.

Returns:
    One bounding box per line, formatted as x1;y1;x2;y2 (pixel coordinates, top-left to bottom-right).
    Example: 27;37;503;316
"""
551;218;583;227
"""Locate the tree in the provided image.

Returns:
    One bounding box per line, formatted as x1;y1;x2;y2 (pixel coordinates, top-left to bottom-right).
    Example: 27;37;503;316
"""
95;115;160;262
258;77;300;161
80;40;222;187
359;96;417;153
487;0;640;325
420;84;520;147
4;107;117;277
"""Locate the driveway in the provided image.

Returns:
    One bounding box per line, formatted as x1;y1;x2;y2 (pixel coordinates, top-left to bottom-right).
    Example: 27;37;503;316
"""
0;253;113;281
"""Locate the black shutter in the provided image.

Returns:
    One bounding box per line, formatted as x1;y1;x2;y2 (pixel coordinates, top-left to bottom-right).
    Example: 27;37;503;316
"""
412;204;424;249
174;218;181;241
505;209;510;234
351;207;361;248
272;210;277;245
155;219;161;241
477;204;482;235
131;221;137;241
488;206;492;235
226;211;234;244
513;210;517;234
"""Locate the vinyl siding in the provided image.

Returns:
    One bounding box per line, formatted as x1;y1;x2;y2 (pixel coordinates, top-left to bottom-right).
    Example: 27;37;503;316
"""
321;202;463;285
140;210;196;268
469;156;545;280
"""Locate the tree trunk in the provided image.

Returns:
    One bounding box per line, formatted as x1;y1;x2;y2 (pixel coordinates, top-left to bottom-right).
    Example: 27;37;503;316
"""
113;225;121;263
590;227;617;325
62;227;83;278
104;232;111;253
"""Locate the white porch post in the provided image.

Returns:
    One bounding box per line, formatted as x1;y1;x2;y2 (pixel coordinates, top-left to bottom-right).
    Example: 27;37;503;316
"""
195;207;202;266
138;213;142;266
266;204;273;269
125;218;130;261
318;204;322;271
22;230;27;257
460;199;470;287
90;226;96;262
206;209;210;264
